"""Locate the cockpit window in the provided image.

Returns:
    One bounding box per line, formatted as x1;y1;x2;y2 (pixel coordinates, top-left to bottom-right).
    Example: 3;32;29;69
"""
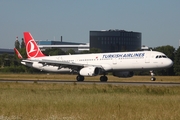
162;55;167;58
155;55;167;58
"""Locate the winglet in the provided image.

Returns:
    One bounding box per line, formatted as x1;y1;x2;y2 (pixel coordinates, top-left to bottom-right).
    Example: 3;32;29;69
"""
23;32;45;58
14;48;23;59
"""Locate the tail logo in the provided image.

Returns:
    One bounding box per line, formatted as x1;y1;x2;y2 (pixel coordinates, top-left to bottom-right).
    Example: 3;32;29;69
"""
26;40;39;58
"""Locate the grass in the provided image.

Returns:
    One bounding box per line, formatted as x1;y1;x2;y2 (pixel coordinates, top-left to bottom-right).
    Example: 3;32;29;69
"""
0;73;180;119
0;82;180;120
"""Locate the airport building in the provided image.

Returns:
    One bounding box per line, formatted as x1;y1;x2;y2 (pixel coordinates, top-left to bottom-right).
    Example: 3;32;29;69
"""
35;36;89;53
36;29;142;53
37;40;89;53
37;30;141;53
90;30;141;52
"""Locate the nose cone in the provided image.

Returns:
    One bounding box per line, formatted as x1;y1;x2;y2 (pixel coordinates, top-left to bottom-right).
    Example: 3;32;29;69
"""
165;58;173;68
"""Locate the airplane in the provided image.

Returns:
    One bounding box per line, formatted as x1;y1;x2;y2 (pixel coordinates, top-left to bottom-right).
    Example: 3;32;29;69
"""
19;32;173;82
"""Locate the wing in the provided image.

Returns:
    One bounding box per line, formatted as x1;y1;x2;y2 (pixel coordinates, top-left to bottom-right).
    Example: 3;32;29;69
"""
40;59;85;69
24;59;108;72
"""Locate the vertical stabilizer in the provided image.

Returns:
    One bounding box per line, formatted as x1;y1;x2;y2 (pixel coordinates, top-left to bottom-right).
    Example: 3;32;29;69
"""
14;48;23;59
24;32;45;58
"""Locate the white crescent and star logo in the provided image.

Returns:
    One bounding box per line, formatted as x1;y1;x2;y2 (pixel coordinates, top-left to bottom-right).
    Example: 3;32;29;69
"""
26;40;40;58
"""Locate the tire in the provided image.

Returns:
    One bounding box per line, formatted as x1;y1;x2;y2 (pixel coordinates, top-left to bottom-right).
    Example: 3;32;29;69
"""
100;76;108;82
150;77;156;81
76;75;84;81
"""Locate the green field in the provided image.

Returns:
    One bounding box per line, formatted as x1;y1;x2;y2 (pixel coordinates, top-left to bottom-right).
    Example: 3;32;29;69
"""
0;74;180;120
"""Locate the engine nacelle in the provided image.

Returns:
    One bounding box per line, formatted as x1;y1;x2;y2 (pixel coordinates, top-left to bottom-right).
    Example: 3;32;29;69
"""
113;71;134;78
79;66;100;76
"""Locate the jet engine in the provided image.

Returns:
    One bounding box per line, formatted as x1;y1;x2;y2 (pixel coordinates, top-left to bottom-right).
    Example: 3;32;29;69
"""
113;71;134;78
79;66;101;76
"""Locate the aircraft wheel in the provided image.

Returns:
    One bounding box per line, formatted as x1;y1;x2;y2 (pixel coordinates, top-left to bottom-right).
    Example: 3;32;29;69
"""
100;76;108;82
150;77;156;81
76;75;84;81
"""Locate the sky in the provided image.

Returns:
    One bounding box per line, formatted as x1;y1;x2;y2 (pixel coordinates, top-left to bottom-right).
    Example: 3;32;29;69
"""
0;0;180;49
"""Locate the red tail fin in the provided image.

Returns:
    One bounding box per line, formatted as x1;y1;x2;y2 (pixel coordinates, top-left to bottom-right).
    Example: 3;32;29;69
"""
24;32;45;58
14;48;23;59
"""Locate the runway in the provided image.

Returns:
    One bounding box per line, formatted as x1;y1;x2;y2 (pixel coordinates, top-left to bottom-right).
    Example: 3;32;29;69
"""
0;79;180;86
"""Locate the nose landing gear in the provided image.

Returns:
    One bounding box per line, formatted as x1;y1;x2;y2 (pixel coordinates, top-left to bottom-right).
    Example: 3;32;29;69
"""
150;70;156;81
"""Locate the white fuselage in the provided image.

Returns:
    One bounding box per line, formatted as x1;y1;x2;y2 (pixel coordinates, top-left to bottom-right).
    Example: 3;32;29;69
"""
21;51;173;72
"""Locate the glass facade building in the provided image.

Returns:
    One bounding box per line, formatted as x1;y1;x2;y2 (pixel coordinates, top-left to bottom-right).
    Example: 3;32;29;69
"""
90;30;141;52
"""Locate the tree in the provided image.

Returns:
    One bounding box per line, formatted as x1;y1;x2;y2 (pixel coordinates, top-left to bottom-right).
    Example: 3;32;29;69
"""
66;49;75;55
44;48;66;56
15;40;20;49
19;48;26;58
80;48;102;54
1;53;12;67
80;50;90;54
89;48;102;53
0;54;3;68
21;38;25;48
174;47;180;75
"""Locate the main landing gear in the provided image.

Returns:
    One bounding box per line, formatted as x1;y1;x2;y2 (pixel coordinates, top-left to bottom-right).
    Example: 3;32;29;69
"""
100;72;108;82
100;75;108;82
76;74;108;82
76;74;84;81
150;70;156;81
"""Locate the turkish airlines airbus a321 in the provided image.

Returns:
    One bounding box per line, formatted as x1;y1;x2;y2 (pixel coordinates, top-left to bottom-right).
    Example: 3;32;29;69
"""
18;32;173;81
